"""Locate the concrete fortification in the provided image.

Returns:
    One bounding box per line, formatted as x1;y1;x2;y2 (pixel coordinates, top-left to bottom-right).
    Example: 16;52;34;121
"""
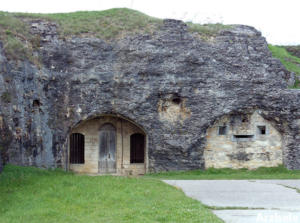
0;13;299;174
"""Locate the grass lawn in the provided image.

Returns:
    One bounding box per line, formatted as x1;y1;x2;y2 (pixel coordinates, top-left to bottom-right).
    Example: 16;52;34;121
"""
146;165;300;180
1;165;300;222
0;165;222;223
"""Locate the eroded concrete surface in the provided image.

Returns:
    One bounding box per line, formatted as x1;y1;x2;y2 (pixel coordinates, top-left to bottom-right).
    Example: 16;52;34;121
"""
164;180;300;223
2;19;300;173
205;111;283;169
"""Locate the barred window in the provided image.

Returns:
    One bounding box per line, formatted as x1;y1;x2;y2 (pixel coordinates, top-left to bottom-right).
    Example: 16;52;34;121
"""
70;133;85;164
130;133;145;163
218;126;227;135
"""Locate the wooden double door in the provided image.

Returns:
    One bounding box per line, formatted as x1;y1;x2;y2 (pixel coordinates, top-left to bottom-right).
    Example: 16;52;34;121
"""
99;123;116;173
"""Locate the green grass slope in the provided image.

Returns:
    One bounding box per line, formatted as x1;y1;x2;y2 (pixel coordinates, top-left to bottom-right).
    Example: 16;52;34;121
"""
15;8;163;39
0;11;34;60
2;7;297;87
0;8;162;61
0;165;222;223
268;45;300;88
0;8;231;61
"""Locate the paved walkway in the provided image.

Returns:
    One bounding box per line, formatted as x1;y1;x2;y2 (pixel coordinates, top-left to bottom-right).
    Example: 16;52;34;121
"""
164;180;300;223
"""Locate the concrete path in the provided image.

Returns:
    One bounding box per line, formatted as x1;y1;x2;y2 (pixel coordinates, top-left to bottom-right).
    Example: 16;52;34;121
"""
164;180;300;223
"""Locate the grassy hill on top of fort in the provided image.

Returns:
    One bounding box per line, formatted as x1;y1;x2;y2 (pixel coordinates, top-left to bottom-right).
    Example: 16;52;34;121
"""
269;45;300;88
0;8;230;60
0;8;299;84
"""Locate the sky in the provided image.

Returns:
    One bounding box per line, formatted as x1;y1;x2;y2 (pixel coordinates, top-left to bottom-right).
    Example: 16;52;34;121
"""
1;0;299;45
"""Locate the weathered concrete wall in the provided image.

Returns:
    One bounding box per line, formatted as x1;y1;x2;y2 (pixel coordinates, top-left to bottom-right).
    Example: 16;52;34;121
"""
0;115;12;172
0;152;2;173
70;115;146;175
0;19;300;172
205;111;283;169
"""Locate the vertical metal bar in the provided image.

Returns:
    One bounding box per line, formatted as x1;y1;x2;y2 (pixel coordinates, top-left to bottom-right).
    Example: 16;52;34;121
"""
76;133;80;163
81;134;84;163
71;134;74;163
80;134;82;163
142;135;145;163
73;134;75;164
72;134;74;164
134;135;136;162
79;134;81;163
72;134;75;163
72;134;74;163
71;134;73;163
74;134;76;163
66;135;69;170
135;135;138;162
121;119;124;169
75;134;78;164
78;134;80;163
130;135;133;163
76;134;78;163
70;134;72;163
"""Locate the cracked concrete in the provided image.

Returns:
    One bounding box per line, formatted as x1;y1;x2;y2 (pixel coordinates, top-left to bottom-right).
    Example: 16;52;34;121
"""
164;180;300;223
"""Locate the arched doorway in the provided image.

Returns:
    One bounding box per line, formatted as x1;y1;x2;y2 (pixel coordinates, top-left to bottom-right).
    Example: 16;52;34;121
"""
99;123;116;173
68;115;147;175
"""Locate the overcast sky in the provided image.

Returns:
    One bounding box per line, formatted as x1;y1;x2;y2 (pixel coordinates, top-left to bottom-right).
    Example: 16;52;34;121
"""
1;0;299;45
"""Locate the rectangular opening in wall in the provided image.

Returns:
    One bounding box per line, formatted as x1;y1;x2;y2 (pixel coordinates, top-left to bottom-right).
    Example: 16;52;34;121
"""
218;126;227;135
234;135;254;138
70;133;85;164
257;126;266;135
233;135;254;142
